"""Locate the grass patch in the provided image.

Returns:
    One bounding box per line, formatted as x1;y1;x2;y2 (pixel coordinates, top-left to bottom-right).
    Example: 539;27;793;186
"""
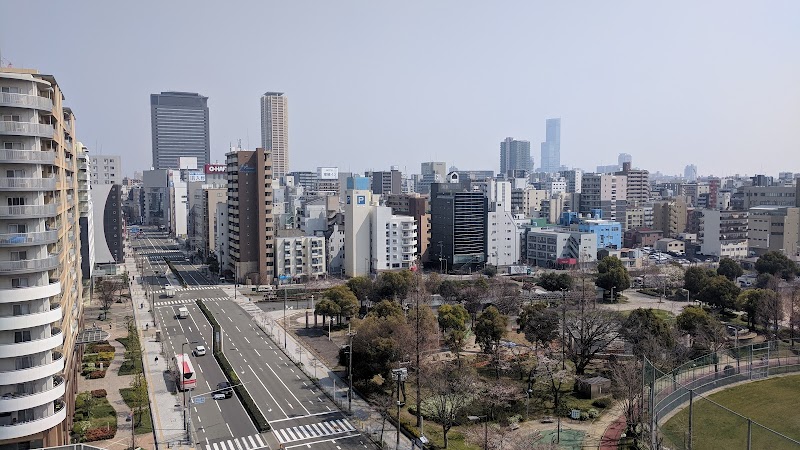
662;374;800;449
119;387;153;435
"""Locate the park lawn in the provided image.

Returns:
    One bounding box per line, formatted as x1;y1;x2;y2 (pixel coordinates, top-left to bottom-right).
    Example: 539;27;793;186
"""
119;387;153;435
117;328;143;375
662;374;800;450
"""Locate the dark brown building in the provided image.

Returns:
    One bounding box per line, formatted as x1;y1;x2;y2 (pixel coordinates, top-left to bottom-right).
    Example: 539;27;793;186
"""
226;148;274;284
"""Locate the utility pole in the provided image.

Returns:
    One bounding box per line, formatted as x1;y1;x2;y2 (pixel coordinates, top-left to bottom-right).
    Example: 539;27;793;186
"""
284;287;288;349
347;325;357;413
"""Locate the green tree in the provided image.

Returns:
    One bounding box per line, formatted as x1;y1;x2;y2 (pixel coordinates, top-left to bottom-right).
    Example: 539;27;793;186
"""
438;279;459;302
684;266;716;297
755;251;798;280
621;308;674;360
473;306;507;353
696;275;741;311
517;303;559;350
595;256;631;300
437;304;469;333
538;272;573;292
676;306;712;336
483;265;498;277
367;299;404;319
717;258;743;281
323;285;359;323
376;270;414;300
314;299;340;326
344;314;413;381
346;276;374;303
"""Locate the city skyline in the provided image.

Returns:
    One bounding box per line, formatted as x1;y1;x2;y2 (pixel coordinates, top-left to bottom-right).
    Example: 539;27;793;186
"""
2;1;799;177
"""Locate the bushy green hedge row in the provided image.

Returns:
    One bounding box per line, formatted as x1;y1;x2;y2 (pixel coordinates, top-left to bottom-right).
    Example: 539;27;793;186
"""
196;300;270;432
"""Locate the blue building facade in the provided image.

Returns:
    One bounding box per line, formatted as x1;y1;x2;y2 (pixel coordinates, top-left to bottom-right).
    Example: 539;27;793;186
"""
576;219;622;250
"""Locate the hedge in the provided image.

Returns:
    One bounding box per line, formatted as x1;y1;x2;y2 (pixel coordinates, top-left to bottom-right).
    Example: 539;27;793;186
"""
196;299;270;432
165;259;188;287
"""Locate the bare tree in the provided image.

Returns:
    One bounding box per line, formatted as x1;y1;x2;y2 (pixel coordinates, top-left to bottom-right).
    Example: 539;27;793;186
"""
96;278;123;313
788;286;800;346
564;306;622;374
421;362;476;448
759;288;784;341
479;380;520;421
537;352;572;417
611;360;644;446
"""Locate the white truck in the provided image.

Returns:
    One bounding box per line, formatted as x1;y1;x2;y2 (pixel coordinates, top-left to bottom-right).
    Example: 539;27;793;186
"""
177;307;189;319
165;285;176;297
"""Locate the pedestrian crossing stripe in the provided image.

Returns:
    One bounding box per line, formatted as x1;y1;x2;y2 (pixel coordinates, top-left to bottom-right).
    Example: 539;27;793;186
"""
152;297;229;307
206;433;267;450
274;419;357;444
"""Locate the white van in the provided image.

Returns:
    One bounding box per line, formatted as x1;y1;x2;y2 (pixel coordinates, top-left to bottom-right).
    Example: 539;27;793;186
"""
177;307;189;319
256;285;274;293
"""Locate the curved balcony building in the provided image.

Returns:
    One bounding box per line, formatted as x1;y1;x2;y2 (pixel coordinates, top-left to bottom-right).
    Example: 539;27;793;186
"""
0;68;83;448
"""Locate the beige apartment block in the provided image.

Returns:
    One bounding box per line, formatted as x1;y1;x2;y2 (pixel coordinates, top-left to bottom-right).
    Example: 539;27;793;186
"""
0;68;84;447
652;199;687;238
748;205;799;257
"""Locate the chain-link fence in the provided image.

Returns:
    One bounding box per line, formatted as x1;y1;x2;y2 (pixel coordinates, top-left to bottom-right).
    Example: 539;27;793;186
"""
646;340;800;449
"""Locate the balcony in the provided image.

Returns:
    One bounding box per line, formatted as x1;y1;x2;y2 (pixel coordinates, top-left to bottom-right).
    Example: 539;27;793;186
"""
0;376;65;413
0;282;61;303
0;230;59;247
0;121;54;139
0;352;63;386
0;149;56;164
0;92;53;111
0;203;56;219
0;400;66;440
0;255;60;275
0;328;63;358
0;305;62;331
0;177;56;191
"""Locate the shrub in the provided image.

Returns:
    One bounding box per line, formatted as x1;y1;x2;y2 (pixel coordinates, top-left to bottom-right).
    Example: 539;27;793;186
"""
88;370;106;379
91;389;107;398
592;397;612;409
84;426;117;442
98;351;115;361
587;408;600;419
579;411;589;421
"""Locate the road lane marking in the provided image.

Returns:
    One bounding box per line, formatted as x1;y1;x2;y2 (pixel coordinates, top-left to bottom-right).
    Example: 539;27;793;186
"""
246;364;288;417
254;349;261;357
248;435;258;448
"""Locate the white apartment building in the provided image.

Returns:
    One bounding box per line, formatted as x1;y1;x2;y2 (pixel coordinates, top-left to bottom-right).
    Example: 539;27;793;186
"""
526;227;597;267
275;233;326;282
700;209;749;259
0;68;84;447
481;180;521;267
372;207;417;272
89;154;122;185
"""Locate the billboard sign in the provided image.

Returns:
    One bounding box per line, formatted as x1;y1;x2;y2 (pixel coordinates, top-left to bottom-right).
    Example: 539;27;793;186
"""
317;167;338;180
205;164;226;174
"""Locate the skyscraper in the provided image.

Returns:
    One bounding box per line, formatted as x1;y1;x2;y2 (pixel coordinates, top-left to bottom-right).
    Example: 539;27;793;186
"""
618;153;632;166
150;92;210;169
540;118;561;173
260;92;289;179
684;164;698;182
499;137;532;175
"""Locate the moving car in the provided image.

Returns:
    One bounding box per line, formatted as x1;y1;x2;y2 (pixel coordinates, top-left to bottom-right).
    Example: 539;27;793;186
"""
193;346;206;356
216;382;233;398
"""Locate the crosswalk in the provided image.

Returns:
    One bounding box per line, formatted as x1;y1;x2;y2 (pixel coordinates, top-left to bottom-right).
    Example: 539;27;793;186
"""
152;285;221;295
205;433;267;450
153;297;228;307
273;418;357;444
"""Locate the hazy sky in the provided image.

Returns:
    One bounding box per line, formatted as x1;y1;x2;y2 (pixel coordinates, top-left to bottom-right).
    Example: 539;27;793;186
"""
2;1;799;178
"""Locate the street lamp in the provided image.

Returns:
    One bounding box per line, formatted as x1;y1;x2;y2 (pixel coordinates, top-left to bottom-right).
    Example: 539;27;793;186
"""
467;415;488;450
347;326;357;413
181;341;198;430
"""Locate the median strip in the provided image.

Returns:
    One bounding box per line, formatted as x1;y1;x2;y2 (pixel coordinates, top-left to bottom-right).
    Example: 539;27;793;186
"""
196;299;271;432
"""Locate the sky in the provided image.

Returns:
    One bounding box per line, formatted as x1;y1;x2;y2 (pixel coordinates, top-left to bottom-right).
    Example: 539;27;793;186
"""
2;1;799;178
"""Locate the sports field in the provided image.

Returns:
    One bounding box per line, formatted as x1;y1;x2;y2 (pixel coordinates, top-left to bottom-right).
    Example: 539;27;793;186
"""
662;374;800;449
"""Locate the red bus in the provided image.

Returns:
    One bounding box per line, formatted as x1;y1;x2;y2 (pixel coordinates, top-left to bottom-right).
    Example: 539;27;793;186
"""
172;353;197;391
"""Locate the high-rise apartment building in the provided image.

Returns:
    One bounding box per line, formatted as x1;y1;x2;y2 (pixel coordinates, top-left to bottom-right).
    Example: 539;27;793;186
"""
580;173;627;221
370;168;402;196
89;155;121;185
539;118;561;173
652;199;688;238
616;162;650;206
0;68;84;447
748;206;799;257
226;148;274;284
500;138;532;176
699;209;749;258
260;92;288;179
150;92;210;169
560;169;583;193
77;144;94;280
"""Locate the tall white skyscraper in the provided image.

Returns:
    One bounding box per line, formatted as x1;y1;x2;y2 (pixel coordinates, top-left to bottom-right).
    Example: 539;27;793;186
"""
260;92;289;179
540;118;561;173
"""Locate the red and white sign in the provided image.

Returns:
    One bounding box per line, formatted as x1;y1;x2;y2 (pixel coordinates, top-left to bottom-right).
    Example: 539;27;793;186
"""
205;164;226;174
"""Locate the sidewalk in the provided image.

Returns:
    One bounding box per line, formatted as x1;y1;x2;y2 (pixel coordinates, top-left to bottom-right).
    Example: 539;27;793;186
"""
229;291;416;450
125;251;193;450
